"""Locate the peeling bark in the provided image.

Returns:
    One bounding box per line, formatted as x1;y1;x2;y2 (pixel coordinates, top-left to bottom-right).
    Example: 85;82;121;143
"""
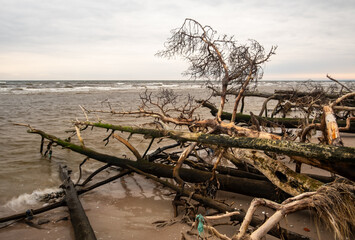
71;122;355;181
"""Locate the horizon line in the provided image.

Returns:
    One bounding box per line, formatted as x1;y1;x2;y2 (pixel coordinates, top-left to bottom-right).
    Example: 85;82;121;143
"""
1;79;354;82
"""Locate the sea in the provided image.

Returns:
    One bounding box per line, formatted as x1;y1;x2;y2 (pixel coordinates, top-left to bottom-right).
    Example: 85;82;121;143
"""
0;79;351;218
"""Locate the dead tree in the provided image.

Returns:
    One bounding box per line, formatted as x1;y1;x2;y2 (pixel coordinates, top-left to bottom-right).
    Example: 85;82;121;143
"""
156;18;276;122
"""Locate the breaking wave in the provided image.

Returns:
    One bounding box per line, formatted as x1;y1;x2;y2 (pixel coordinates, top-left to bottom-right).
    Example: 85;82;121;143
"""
4;187;61;211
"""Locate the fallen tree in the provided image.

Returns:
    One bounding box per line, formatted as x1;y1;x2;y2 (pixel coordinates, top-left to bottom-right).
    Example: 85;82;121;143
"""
26;128;283;200
22;127;311;240
72;121;355;181
59;165;97;240
198;99;355;132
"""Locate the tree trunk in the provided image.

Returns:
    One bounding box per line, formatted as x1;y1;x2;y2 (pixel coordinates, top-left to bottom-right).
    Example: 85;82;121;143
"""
59;165;97;240
69;122;355;181
29;129;284;200
198;100;355;132
229;149;323;196
322;105;343;146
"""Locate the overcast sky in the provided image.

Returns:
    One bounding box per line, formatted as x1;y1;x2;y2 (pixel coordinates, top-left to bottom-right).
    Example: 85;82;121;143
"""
0;0;354;80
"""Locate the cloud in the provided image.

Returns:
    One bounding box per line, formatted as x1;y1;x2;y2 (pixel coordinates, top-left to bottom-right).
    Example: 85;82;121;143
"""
0;0;354;80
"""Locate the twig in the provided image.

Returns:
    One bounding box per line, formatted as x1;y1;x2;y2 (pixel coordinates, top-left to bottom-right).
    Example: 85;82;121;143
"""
79;105;90;121
338;117;355;131
204;211;240;220
74;125;85;146
76;164;112;187
75;157;90;185
77;169;132;194
142;137;155;158
327;74;352;92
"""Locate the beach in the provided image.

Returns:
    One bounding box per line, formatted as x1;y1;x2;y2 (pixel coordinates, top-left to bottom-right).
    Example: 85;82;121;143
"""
0;80;351;239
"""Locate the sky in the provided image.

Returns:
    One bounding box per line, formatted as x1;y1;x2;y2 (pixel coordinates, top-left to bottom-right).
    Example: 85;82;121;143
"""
0;0;354;81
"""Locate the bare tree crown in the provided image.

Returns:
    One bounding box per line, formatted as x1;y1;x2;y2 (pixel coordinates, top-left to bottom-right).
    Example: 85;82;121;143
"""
156;18;277;87
157;18;277;121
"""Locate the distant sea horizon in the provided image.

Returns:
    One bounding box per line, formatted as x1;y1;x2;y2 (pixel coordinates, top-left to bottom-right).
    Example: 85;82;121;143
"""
1;79;353;96
0;79;354;82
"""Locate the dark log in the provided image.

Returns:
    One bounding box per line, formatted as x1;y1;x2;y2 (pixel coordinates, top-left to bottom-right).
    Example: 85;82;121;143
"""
29;129;286;200
0;201;64;224
212;88;348;101
198;100;355;132
59;165;97;240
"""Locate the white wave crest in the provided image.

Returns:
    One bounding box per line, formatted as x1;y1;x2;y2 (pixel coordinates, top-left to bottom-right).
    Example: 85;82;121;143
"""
4;187;61;211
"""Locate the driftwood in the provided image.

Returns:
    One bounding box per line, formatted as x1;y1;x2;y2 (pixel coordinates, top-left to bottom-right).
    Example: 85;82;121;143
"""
126;165;310;240
0;201;65;224
59;165;97;240
234;182;355;240
27;128;283;200
72;121;355;181
198;100;355;132
211;87;355;105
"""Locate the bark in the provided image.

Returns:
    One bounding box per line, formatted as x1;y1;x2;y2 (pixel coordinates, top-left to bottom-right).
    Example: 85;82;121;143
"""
59;165;97;240
173;142;198;185
231;72;253;122
72;122;355;181
231;149;323;196
28;129;283;200
0;201;65;224
185;151;333;184
339;117;355;132
212;88;343;100
217;80;229;122
234;196;315;240
198;100;355;132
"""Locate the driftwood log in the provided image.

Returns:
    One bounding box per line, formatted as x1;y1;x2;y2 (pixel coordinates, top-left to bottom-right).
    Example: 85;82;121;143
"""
72;122;355;181
198;100;355;132
59;165;97;240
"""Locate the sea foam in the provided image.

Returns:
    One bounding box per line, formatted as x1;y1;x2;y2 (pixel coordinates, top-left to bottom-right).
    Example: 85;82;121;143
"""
4;187;61;211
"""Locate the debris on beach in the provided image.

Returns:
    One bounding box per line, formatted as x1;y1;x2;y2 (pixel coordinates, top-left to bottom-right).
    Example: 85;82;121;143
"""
2;18;354;240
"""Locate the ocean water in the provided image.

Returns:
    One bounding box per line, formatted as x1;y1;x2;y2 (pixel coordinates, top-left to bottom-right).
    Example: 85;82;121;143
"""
0;79;340;215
